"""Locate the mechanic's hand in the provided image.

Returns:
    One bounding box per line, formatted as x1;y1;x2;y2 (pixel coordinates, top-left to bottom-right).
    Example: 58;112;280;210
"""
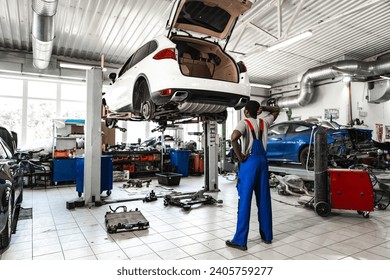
238;153;248;163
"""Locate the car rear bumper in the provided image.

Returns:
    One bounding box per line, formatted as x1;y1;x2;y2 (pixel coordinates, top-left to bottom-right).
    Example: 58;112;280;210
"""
152;88;249;109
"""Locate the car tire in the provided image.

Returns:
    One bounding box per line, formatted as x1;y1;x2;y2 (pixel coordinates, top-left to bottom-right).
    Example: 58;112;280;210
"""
216;110;228;124
299;146;314;170
0;197;13;249
141;100;155;121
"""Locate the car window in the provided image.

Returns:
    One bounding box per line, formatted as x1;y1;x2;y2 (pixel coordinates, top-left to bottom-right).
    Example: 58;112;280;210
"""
177;1;230;33
148;40;158;55
118;54;134;77
0;139;12;159
268;124;289;136
131;42;150;68
291;124;311;133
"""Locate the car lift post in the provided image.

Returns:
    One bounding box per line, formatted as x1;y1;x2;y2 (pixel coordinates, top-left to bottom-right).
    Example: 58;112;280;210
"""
83;67;103;206
203;120;219;192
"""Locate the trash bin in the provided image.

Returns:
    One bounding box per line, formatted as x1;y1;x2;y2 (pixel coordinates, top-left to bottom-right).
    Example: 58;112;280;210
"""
170;149;191;177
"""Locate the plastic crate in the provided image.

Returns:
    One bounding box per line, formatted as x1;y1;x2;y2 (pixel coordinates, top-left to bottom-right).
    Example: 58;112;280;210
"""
156;172;182;186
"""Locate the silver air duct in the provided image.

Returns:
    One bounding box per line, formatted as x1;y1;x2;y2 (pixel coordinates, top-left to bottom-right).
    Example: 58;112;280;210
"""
32;0;58;69
265;58;390;108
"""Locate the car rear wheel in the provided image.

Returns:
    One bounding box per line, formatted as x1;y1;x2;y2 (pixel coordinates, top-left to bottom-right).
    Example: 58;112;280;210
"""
0;197;13;249
300;146;314;170
135;80;156;120
141;100;155;120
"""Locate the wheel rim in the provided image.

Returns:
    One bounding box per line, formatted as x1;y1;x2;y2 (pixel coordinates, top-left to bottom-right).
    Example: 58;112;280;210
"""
142;102;151;119
315;201;330;217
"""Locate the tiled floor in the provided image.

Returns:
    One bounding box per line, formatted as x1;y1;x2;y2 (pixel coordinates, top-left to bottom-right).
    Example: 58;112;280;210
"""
1;174;390;260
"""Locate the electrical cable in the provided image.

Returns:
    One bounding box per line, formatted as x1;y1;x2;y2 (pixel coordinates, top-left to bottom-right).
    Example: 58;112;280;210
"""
305;125;316;171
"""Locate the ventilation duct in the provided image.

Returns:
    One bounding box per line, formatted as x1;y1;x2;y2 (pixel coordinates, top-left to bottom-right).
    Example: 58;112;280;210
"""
367;79;390;103
32;0;58;69
263;58;390;108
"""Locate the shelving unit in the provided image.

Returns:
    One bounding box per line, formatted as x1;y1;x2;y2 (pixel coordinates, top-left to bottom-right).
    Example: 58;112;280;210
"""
104;150;164;178
52;119;85;184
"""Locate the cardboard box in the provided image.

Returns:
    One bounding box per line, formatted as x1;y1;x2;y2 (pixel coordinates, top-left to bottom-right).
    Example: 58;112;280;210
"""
101;121;116;146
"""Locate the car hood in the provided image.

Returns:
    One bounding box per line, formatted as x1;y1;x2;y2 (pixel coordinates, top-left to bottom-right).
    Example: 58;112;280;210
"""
170;0;252;42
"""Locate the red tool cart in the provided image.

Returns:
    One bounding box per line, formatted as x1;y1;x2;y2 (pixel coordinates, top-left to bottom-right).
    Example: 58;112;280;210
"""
325;169;374;218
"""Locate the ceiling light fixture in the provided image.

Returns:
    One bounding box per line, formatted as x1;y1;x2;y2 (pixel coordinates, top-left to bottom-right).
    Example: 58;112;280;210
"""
250;83;272;89
60;62;107;72
266;30;313;52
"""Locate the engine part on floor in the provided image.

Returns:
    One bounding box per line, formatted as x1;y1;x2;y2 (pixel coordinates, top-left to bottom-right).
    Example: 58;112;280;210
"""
163;189;223;211
105;206;149;233
271;174;312;196
123;178;152;188
143;190;158;202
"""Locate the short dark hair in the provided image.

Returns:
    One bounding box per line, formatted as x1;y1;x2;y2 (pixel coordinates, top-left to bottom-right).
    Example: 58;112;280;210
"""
245;100;260;118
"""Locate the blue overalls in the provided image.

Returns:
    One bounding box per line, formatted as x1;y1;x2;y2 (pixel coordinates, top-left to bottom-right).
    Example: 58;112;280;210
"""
232;119;273;246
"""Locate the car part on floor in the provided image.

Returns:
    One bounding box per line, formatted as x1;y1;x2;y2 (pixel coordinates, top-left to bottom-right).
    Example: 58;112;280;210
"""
143;190;158;202
163;189;222;211
105;206;149;233
123;178;152;188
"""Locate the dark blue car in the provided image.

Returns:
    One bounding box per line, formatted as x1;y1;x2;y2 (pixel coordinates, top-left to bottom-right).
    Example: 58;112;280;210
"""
0;128;23;250
266;120;372;169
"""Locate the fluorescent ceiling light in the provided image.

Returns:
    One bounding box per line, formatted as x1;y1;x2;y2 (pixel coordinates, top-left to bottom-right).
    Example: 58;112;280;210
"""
60;62;107;72
250;83;272;89
266;30;313;52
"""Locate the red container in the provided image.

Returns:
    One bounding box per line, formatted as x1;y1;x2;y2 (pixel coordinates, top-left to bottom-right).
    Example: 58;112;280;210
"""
328;169;374;212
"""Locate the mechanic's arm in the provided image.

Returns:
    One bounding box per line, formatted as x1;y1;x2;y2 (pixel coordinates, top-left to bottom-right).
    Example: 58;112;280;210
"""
231;130;247;163
262;105;280;120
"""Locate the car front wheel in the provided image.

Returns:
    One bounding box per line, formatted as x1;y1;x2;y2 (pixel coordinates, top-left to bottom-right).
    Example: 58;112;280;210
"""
0;197;13;249
300;146;314;170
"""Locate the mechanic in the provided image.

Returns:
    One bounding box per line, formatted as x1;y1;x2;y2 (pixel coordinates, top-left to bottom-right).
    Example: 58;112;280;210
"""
226;100;280;250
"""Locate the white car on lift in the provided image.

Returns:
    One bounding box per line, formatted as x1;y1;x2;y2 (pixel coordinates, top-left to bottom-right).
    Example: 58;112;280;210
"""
103;0;252;125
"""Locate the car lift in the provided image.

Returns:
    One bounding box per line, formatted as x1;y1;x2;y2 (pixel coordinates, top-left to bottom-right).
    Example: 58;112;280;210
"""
151;119;223;210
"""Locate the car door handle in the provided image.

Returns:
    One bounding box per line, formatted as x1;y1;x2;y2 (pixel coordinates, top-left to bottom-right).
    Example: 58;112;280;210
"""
271;137;283;141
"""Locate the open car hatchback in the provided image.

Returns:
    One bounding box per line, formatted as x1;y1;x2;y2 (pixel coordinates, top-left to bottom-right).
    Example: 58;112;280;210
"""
103;0;252;125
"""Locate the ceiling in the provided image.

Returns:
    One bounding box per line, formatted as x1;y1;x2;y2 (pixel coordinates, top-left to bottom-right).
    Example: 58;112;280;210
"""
1;0;390;86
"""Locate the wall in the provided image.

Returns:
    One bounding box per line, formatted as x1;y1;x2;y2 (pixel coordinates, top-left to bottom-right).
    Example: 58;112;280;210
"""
268;79;390;142
351;82;390;142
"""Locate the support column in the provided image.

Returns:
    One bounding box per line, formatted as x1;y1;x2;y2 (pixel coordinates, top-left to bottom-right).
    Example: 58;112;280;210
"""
203;121;219;192
84;68;102;205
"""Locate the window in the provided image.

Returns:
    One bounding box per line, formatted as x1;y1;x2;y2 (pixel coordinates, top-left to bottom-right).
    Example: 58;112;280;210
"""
268;124;289;136
118;54;134;77
0;77;87;148
0;97;23;139
291;124;311;133
26;99;56;145
28;81;57;99
0;79;23;145
131;43;150;67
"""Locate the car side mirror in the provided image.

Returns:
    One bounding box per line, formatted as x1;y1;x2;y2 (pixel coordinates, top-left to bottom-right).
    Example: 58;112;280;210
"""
109;72;117;83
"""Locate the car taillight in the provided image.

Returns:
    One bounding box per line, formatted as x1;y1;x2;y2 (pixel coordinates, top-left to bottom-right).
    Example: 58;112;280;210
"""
237;61;247;73
160;89;173;96
153;48;177;60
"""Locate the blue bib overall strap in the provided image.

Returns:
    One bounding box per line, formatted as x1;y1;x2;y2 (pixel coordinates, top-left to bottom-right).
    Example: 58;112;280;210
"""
232;118;273;246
